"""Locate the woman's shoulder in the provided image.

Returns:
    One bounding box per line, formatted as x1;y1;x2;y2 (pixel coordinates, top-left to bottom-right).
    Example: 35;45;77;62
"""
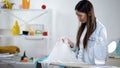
90;19;106;37
96;18;106;30
89;19;107;41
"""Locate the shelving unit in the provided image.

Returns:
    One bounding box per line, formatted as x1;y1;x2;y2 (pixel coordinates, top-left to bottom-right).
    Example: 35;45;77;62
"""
0;9;53;57
0;9;49;26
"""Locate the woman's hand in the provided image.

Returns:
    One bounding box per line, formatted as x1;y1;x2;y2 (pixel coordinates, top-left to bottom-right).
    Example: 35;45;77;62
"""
60;37;74;48
67;38;74;48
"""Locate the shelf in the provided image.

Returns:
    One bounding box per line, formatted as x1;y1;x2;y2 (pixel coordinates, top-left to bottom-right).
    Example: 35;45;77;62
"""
24;35;49;40
0;8;52;57
0;8;51;11
0;60;34;64
0;35;49;39
15;62;34;64
0;35;13;38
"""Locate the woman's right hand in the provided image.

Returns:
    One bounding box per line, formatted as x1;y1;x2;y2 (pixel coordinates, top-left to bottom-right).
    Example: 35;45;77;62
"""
67;38;74;48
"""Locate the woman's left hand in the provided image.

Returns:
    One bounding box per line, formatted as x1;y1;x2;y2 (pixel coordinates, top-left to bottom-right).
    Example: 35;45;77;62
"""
59;37;74;48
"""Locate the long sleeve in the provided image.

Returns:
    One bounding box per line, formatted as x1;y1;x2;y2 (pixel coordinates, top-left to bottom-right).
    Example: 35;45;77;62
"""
94;27;108;64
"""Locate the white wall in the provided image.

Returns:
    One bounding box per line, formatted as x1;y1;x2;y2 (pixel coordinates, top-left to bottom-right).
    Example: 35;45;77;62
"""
90;0;120;43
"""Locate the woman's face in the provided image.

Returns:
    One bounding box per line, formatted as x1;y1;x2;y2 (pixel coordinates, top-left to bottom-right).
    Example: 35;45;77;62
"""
76;10;87;23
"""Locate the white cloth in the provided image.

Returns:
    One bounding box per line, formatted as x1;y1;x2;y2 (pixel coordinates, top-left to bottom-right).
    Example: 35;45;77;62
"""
41;39;79;68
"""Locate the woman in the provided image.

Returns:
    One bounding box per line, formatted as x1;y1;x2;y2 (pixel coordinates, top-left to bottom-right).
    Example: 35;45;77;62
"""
66;0;108;65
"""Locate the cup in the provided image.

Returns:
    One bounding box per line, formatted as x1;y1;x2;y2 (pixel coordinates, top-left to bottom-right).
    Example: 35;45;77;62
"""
22;0;30;9
22;31;29;35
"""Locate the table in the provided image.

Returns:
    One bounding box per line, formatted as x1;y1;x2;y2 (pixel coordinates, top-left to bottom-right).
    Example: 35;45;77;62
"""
50;62;119;68
38;61;119;68
106;57;120;67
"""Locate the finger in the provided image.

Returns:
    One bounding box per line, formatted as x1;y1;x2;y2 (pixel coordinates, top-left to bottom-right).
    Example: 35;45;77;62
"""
59;37;65;43
62;38;64;43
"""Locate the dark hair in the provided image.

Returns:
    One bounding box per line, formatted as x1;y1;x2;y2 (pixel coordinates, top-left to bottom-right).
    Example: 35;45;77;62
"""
75;0;96;49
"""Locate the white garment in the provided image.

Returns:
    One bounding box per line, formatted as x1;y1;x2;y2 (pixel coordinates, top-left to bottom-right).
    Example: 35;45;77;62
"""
77;26;87;62
73;19;108;64
41;40;79;68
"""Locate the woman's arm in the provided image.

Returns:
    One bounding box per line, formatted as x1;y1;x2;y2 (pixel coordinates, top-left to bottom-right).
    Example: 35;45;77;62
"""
94;27;108;64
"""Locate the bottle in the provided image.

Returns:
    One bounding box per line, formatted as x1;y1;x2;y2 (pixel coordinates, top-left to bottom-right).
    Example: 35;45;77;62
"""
27;0;30;9
29;26;35;36
11;20;20;36
21;51;28;62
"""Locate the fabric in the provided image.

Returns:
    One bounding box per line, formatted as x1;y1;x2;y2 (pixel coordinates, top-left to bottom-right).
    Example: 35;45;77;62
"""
34;56;48;68
72;19;108;64
116;41;120;56
41;40;79;68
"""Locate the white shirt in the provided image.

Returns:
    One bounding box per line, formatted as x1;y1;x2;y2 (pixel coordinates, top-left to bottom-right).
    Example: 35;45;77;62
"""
73;19;107;64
